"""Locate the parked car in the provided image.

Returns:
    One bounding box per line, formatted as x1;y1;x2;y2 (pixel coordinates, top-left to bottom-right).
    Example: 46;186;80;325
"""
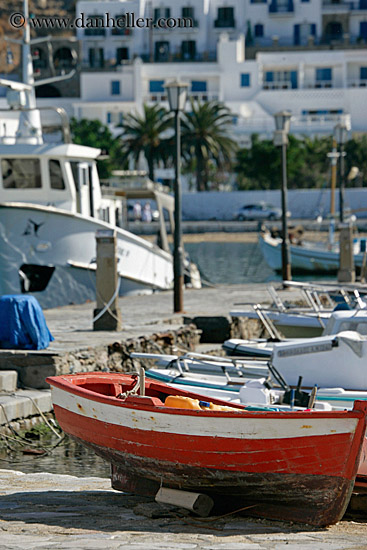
234;202;283;221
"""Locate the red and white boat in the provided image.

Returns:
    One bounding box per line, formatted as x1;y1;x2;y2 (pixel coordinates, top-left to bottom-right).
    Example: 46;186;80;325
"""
47;372;367;527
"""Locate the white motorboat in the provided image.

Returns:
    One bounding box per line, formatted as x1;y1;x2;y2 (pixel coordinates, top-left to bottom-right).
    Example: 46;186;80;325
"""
271;330;367;390
259;229;366;273
0;3;176;308
224;308;367;358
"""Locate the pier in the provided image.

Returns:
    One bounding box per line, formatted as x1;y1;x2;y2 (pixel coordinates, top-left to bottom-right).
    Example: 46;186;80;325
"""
2;283;367;546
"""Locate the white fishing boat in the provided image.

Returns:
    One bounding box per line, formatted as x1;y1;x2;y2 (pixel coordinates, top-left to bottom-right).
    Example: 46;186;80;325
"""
259;229;366;273
0;2;178;308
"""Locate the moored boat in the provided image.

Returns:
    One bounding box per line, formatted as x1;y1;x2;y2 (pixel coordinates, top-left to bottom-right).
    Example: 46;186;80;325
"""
47;371;367;527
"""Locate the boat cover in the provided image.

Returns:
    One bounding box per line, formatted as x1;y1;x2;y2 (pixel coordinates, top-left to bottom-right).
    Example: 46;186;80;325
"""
0;295;54;350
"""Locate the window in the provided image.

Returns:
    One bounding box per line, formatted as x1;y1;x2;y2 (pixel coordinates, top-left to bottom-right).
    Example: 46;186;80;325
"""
49;159;65;190
191;81;207;92
84;15;105;36
155;41;170;62
149;80;165;93
154;7;170;22
1;158;41;189
240;73;251;87
111;80;120;95
254;24;264;37
215;7;235;27
360;22;367;39
88;48;104;68
182;40;196;60
264;70;297;89
361;67;367;79
182;6;194;18
116;47;129;64
316;68;332;81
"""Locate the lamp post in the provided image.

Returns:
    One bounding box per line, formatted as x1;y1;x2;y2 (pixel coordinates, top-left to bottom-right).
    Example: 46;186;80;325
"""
165;80;189;313
333;123;348;223
273;111;292;282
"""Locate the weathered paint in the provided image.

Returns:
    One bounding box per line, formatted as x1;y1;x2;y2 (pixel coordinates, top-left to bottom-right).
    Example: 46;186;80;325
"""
47;373;367;527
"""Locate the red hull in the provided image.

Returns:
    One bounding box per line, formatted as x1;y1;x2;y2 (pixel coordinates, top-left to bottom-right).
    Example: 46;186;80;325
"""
48;373;367;527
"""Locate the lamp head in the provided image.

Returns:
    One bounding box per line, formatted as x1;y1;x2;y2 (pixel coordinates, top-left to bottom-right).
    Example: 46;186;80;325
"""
334;123;348;145
165;80;189;112
274;111;292;134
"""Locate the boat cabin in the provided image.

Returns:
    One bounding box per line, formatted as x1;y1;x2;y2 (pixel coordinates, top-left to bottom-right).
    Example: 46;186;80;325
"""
0;143;117;219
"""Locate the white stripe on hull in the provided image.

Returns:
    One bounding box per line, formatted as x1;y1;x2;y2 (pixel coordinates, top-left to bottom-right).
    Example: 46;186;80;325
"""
51;387;358;440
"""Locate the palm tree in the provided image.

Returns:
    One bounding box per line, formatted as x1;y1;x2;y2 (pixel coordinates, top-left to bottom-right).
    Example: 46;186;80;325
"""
181;100;237;191
118;104;172;181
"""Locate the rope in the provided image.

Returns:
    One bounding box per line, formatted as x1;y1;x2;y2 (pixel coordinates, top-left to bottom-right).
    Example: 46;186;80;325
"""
1;392;62;439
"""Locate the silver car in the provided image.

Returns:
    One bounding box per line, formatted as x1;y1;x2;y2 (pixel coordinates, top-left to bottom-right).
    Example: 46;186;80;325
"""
234;202;283;221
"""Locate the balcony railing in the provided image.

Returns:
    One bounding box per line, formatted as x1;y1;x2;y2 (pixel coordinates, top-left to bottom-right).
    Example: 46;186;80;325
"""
111;28;133;36
84;28;106;37
312;80;333;88
263;81;293;90
322;0;367;9
145;91;219;103
214;19;235;28
348;78;367;87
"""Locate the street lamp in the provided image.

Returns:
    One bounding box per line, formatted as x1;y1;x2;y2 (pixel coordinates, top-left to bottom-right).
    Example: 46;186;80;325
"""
165;79;189;313
273;111;292;282
333;123;348;223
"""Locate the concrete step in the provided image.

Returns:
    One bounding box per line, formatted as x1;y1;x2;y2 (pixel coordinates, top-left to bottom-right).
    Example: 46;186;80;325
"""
0;390;52;425
0;370;18;392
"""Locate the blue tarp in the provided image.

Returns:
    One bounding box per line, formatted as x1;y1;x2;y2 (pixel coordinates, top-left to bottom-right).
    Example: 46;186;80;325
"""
0;295;54;350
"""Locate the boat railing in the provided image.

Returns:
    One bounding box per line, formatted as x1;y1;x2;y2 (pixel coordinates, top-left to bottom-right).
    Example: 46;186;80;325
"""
252;304;283;341
0;105;71;144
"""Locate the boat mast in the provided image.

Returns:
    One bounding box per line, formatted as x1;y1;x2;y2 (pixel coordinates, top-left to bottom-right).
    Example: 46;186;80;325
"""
16;0;43;144
0;0;75;145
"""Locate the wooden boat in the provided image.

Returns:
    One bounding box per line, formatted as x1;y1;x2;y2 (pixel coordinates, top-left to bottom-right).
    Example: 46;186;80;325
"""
47;371;367;527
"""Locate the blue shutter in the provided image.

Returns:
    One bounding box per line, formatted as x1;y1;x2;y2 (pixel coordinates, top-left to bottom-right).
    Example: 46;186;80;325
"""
311;24;316;36
111;81;120;95
240;74;250;87
361;22;367;38
191;81;207;92
254;24;264;37
107;112;111;124
294;24;300;45
265;71;274;82
361;67;367;79
149;80;165;93
290;71;298;89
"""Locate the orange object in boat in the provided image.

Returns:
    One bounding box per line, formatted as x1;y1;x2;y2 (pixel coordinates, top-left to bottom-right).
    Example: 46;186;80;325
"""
165;395;201;410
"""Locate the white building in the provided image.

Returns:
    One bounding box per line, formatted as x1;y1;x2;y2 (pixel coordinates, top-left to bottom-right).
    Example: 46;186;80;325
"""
75;33;367;144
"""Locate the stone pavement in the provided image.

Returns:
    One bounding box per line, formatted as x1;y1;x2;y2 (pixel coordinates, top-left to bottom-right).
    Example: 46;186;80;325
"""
0;470;367;550
43;284;300;353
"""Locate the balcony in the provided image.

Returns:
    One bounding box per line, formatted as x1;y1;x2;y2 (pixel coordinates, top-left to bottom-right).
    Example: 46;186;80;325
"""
214;19;235;28
269;0;294;14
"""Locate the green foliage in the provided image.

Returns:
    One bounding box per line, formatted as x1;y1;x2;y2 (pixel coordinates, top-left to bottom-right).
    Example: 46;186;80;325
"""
118;104;173;181
70;118;124;180
235;134;337;190
181;99;238;191
345;134;367;184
